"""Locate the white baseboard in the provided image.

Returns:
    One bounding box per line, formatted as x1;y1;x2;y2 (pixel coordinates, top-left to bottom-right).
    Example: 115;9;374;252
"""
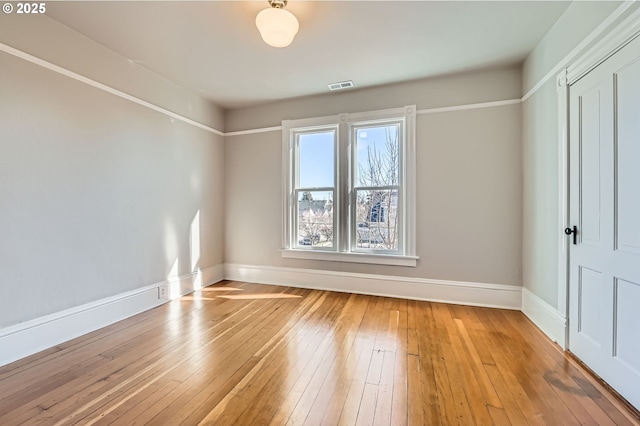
1;262;564;369
224;263;522;310
0;265;224;368
202;264;225;287
521;287;567;348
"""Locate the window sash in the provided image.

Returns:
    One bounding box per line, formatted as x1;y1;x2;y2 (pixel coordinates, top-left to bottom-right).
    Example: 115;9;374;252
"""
294;128;336;189
290;125;338;251
350;185;403;255
350;119;404;189
349;118;405;254
293;187;336;251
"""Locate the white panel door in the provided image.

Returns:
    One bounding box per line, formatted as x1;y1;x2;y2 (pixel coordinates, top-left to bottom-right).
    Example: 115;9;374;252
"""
568;34;640;410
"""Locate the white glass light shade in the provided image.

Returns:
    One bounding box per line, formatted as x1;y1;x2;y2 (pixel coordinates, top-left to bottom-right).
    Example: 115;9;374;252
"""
256;7;299;48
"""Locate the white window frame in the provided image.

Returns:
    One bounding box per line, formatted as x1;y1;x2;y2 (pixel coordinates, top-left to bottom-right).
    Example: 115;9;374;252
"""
282;106;417;267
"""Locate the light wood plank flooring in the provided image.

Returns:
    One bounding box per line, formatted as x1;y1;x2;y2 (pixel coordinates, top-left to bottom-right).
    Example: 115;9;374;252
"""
0;281;638;425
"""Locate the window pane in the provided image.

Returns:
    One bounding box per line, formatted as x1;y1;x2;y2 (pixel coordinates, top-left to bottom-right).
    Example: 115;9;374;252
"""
355;189;399;250
297;190;334;248
355;124;400;187
298;131;334;188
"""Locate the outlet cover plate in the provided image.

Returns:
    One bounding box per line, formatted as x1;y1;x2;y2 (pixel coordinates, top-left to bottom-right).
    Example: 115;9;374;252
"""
158;285;168;300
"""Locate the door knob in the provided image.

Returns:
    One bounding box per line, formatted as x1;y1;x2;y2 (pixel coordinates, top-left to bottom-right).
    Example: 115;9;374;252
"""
565;226;577;245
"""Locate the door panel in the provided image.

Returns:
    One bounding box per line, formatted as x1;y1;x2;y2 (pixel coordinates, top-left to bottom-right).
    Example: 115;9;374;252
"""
569;34;640;410
614;278;640;374
578;89;602;245
615;59;640;253
577;267;603;347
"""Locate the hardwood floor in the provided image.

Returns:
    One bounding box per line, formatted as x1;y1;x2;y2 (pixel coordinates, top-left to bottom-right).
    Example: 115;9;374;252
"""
0;281;638;425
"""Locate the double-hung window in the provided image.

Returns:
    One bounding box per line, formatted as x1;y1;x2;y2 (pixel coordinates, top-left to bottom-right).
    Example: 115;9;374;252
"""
282;106;417;266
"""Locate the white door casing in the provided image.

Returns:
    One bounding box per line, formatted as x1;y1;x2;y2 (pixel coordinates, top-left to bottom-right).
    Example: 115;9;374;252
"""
568;34;640;409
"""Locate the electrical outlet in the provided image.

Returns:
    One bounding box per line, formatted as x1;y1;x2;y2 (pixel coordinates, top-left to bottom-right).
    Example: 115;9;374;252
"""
158;285;168;300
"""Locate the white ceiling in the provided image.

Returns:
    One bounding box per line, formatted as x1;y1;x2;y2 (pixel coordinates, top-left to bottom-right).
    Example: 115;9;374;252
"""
46;1;571;109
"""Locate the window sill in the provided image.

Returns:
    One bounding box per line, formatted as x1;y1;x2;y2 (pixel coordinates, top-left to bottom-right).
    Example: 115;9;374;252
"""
281;249;418;267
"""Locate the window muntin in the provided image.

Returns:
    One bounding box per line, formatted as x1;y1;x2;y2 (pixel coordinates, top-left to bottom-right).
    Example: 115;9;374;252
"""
283;106;416;265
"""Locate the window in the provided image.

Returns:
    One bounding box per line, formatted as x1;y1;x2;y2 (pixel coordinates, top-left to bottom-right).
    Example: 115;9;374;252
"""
282;106;417;267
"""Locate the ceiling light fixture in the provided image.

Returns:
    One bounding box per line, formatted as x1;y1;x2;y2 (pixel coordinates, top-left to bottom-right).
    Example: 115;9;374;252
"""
256;0;299;48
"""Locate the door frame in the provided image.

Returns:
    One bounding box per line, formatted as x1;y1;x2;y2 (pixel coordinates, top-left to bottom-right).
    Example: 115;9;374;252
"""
556;9;640;350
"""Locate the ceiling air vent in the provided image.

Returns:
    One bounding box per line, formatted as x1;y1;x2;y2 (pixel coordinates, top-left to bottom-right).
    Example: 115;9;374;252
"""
328;80;355;91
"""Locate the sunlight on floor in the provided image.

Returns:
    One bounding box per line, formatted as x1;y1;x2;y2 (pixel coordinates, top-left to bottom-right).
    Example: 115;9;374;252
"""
216;294;303;300
181;296;217;301
198;287;244;292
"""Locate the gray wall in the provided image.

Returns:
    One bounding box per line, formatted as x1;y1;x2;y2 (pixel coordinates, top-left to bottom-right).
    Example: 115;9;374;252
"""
521;1;637;307
0;16;225;328
225;66;523;287
0;14;223;130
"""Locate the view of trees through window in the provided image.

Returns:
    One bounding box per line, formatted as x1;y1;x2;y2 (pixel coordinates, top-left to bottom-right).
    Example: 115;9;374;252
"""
297;190;333;247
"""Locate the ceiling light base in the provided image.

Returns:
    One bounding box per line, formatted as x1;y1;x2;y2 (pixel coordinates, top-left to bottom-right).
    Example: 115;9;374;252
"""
268;0;287;8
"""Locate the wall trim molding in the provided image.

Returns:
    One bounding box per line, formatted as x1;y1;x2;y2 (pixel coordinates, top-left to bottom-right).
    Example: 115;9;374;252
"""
225;98;522;137
1;39;522;141
0;265;224;368
416;98;521;115
224;125;283;137
0;42;224;137
521;287;567;348
567;7;640;85
521;1;636;102
224;263;522;310
556;70;570;335
201;264;225;289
